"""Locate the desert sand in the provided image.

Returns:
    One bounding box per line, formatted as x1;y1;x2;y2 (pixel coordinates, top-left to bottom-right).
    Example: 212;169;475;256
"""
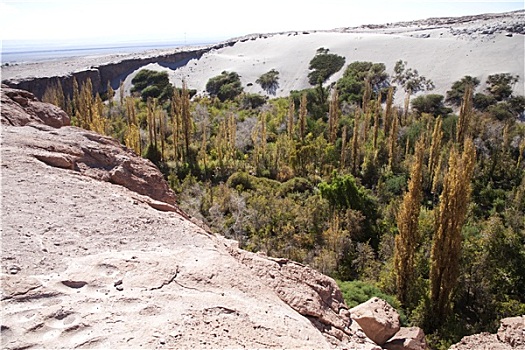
2;11;524;106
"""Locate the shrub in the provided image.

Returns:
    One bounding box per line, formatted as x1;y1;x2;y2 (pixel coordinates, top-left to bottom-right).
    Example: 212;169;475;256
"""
411;94;452;117
337;61;390;106
131;69;173;101
486;73;519;101
307;48;345;85
227;172;255;191
241;93;267;109
473;93;497;111
256;69;280;95
446;75;480;106
206;71;244;102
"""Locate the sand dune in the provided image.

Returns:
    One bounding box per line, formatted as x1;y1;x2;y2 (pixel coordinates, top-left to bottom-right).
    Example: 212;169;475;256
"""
114;11;525;104
167;30;524;101
2;10;524;104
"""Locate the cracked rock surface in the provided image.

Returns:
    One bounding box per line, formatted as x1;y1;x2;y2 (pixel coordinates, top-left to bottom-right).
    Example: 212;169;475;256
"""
1;86;381;349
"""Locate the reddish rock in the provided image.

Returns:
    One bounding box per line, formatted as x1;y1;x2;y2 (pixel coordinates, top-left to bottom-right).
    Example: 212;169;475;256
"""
350;297;401;345
450;316;525;349
383;327;427;350
1;85;69;128
1;85;176;207
497;316;525;347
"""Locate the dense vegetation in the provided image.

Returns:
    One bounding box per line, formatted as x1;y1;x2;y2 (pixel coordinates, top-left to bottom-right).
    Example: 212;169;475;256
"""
42;50;525;349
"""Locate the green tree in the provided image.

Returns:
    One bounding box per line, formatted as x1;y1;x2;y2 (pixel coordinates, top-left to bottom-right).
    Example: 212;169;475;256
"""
307;48;345;85
486;73;519;101
337;61;390;106
256;69;280;95
206;71;244;102
319;173;380;248
393;60;434;120
411;94;452;117
131;69;173;101
446;75;480;106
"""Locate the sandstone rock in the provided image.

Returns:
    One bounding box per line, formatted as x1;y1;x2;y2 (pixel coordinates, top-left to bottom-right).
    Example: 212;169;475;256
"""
1;86;177;207
449;332;513;350
350;297;401;345
497;316;525;347
1;85;69;127
450;316;525;349
228;247;358;345
383;327;427;350
1;85;382;349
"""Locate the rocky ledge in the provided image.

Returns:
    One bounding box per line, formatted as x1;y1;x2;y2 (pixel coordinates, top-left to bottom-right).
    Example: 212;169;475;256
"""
1;86;429;349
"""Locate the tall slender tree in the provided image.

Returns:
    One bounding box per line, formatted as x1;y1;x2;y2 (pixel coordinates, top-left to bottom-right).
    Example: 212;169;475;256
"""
299;92;308;142
394;138;424;307
328;88;340;144
287;97;295;139
429;138;476;328
181;81;192;158
456;83;473;145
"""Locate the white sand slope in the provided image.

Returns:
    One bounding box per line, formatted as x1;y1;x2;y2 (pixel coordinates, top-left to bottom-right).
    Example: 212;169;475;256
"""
167;30;524;102
113;11;524;105
3;10;524;104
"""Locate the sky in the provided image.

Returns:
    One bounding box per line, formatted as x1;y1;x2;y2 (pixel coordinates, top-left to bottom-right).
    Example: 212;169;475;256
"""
1;0;523;46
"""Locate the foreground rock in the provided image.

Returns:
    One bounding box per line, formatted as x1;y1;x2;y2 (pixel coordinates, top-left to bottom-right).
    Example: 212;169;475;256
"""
450;316;525;350
350;297;401;345
1;86;386;349
383;327;427;350
1;85;177;208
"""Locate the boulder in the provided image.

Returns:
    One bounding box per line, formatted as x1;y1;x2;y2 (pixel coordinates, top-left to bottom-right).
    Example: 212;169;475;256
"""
350;297;400;345
383;327;427;350
1;86;177;207
497;316;525;347
450;316;525;349
1;85;69;128
450;332;513;350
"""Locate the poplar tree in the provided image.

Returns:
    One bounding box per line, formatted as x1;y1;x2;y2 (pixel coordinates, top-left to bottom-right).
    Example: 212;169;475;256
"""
388;112;398;170
456;84;473;145
351;114;360;175
428;117;443;185
181;81;192;158
299;92;307;142
362;78;372;114
429;138;476;327
171;88;183;161
287;97;295;139
147;97;154;146
384;86;394;136
394;138;424;307
328;88;340;144
107;81;115;109
340;125;348;170
372;92;381;150
158;109;165;161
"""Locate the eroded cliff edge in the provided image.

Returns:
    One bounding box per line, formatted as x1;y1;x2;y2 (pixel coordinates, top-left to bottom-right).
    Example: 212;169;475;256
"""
1;85;386;349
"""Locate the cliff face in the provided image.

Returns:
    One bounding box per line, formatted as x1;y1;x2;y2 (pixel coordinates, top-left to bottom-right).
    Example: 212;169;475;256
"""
2;48;211;100
0;86;388;349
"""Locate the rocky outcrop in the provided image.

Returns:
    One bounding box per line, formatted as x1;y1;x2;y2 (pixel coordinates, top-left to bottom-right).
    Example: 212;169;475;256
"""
1;42;239;100
1;86;177;208
1;84;70;127
350;297;401;345
450;316;525;350
227;247;380;349
1;86;432;349
383;327;427;350
498;316;525;347
0;85;382;349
